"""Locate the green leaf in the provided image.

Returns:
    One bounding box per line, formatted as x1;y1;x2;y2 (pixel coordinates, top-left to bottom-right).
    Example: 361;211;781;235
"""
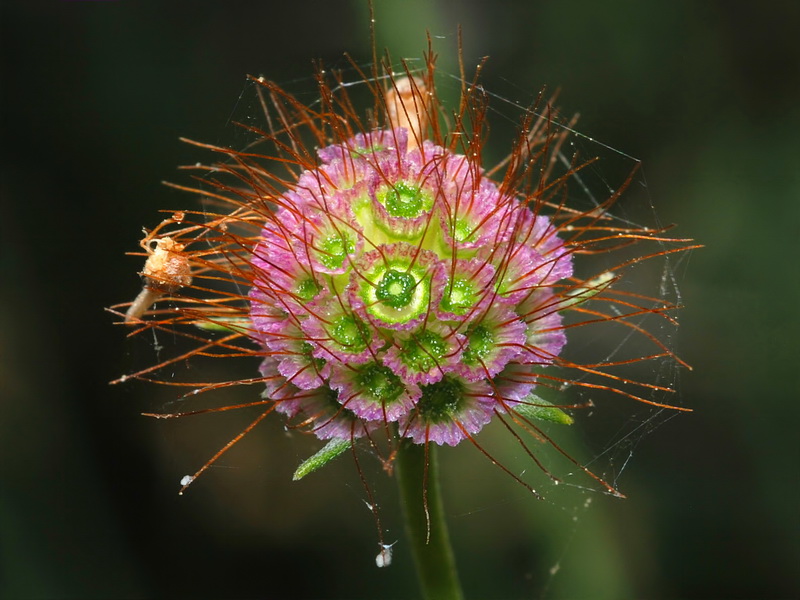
293;438;352;481
513;394;574;425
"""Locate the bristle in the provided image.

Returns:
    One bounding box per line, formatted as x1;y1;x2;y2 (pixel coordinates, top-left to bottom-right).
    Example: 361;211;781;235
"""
112;43;694;499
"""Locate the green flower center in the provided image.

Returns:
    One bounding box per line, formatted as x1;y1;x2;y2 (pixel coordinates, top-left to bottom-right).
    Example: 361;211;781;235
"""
301;341;326;370
417;376;464;423
329;314;369;353
356;362;405;404
463;324;495;365
440;278;479;315
401;330;447;373
317;386;357;422
376;269;416;308
377;181;433;219
357;254;433;327
295;277;322;302
453;218;475;243
316;232;355;270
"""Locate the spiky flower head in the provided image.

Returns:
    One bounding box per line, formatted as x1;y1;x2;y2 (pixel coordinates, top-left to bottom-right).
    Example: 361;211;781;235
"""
112;50;695;496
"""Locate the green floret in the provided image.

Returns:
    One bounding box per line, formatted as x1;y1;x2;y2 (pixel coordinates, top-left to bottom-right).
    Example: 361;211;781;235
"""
462;324;495;365
440;278;480;315
401;330;447;373
376;181;433;219
376;269;417;308
358;260;432;326
316;232;356;270
295;277;322;302
417;376;465;423
329;314;370;353
356;362;405;404
452;218;477;244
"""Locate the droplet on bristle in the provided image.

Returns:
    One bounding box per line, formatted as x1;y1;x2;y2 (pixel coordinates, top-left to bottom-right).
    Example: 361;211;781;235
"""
375;542;395;568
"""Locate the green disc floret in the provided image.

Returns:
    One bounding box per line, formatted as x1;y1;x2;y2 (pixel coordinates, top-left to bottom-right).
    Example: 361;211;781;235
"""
358;258;432;326
317;232;355;270
463;324;494;365
322;385;341;406
316;386;359;424
356;362;405;404
417;376;464;423
377;181;433;219
452;218;476;243
329;314;369;353
401;330;447;373
376;269;416;308
440;278;479;315
295;277;322;302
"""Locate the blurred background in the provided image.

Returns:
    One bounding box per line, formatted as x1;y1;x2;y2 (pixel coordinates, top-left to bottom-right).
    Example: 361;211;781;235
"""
1;1;798;598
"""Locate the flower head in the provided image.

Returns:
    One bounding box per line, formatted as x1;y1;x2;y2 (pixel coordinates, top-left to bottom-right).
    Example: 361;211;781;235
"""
111;50;696;498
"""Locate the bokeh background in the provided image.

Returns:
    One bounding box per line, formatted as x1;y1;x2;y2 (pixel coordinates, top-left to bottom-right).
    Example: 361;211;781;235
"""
2;1;798;598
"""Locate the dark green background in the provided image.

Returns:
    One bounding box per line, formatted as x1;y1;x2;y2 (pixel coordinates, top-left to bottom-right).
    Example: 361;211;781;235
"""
1;1;797;598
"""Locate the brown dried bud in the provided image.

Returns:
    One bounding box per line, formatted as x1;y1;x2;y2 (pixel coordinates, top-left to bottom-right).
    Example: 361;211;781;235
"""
141;237;192;293
386;76;428;150
125;237;192;323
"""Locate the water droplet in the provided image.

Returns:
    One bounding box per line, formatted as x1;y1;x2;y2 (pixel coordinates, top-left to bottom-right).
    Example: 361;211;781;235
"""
375;542;395;568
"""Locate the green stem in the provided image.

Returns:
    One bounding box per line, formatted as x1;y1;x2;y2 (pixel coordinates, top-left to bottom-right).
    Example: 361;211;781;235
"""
395;440;464;600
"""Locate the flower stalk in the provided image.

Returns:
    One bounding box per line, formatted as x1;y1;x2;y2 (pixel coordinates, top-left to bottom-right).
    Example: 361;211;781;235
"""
396;440;464;600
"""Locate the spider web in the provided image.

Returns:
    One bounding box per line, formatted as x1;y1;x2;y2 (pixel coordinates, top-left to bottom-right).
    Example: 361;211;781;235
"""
424;65;690;598
223;53;690;483
132;54;692;598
